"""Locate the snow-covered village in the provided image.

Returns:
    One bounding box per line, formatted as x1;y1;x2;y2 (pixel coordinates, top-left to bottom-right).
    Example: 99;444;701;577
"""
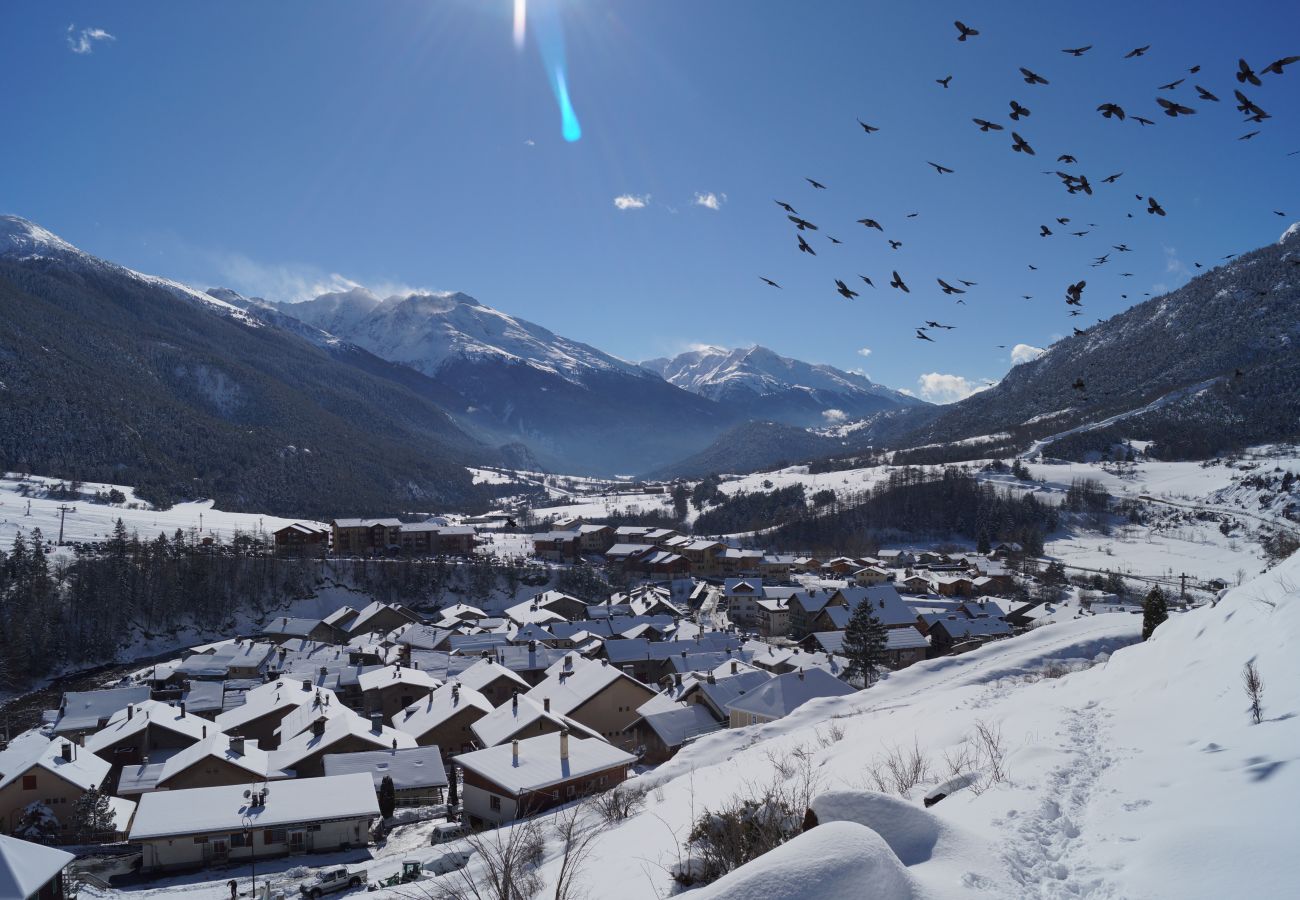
3;2;1299;899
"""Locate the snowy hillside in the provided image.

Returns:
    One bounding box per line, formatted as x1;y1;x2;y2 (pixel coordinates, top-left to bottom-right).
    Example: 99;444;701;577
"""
285;288;641;383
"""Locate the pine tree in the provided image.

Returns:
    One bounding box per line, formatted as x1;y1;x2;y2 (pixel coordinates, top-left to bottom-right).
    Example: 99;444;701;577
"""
1142;586;1168;641
842;600;888;686
378;774;396;819
69;787;116;841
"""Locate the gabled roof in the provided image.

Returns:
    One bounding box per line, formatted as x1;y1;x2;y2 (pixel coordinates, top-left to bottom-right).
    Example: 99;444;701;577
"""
180;680;226;715
454;733;635;795
0;730;109;793
83;700;210;755
725;668;856;720
526;658;651;718
454;658;530;694
333;518;402;529
259;616;324;638
270;712;416;769
216;678;336;735
358;664;441;694
348;601;417;637
470;696;602;748
394;682;494;740
834;585;919;628
928;615;1013;639
157;734;289;788
322;605;360;628
323;745;448;791
130;773;379;840
694;670;774;718
638;703;721;749
0;834;74;898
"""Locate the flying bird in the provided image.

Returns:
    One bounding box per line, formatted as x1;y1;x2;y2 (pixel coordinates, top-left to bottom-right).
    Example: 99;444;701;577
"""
827;235;842;244
1040;225;1054;237
788;214;818;231
835;279;859;299
906;212;920;218
925;320;956;330
1113;243;1132;252
858;274;875;287
1157;96;1196;117
891;271;910;292
1057;154;1077;163
958;279;978;287
1234;90;1268;120
857;218;884;231
1097;102;1126;120
1069;310;1083;317
973;117;1004;131
1262;55;1300;76
1009;100;1031;120
937;75;953;89
1011;132;1035;155
1073;327;1086;336
1133;116;1155;126
806;177;827;189
1056;217;1071;225
1236;58;1261;86
1189;65;1201;73
954;21;979;41
937;279;966;295
1071;230;1090;237
927;161;955;174
775;200;797;213
1147;196;1166;216
1066;280;1086;305
1028;264;1038;270
1124;45;1151;58
916;329;935;342
1020;66;1049;85
1194;85;1220;101
1062;46;1092;56
857;119;880;133
1158;78;1185;90
1102;172;1123;183
1240;130;1261;140
759;276;781;288
797;234;816;255
888;239;903;250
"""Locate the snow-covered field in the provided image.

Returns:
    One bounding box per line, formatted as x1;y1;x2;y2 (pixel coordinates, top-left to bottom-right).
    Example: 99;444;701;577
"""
0;473;325;549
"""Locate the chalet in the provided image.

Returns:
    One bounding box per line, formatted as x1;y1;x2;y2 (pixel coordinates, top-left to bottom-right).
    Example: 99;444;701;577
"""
0;732;110;836
692;670;774;722
437;603;489;625
331;518;402;556
787;587;841;639
722;578;765;628
215;680;336;750
924;615;1014;654
259;616;336;645
725;668;856;727
898;574;933;594
455;731;635;826
808;629;930;671
492;643;571;686
519;655;658;747
322;605;361;636
792;556;824;573
821;557;862;576
959;597;1008;620
117;733;292;797
932;575;975;597
398;522;476;556
532;530;581;563
129;773;379;873
629;550;689;577
323;745;449;808
876;550;916;569
268;710;417;778
0;834;75;900
344;602;420;641
716;547;763;576
828;585;919;631
852;566;891;586
454;659;531;708
760;554;799;577
989;542;1024;559
574;524;616;554
393;682;494;754
178;681;226;719
624;700;720;764
83;700;210;768
604;543;655;569
359;665;441;724
272;523;330;557
48;686;151;740
470;694;601;748
175;639;276;680
681;540;725;574
507;591;588;624
754;598;791;637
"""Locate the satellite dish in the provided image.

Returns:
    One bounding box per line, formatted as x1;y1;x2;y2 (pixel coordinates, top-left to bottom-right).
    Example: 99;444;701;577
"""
243;789;251;799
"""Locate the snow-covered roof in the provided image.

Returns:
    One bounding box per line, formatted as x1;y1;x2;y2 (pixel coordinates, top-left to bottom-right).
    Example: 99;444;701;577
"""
180;680;225;714
470;696;602;748
0;833;74;898
695;670;774;716
158;734;290;788
215;678;334;734
259;616;324;637
454;733;636;795
333;518;402;528
0;730;109;793
358;664;441;694
834;585;918;628
455;658;531;693
323;745;448;791
525;658;646;717
725;668;856;720
53;685;151;734
639;703;722;749
129;773;380;840
271;712;416;769
348;601;416;636
394;682;494;740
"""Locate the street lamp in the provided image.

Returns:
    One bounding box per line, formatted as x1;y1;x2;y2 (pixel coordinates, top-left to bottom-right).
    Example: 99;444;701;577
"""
241;813;257;898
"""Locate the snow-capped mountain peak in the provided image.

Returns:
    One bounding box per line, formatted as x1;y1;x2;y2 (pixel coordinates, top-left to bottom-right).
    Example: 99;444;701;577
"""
1280;221;1300;246
0;215;81;259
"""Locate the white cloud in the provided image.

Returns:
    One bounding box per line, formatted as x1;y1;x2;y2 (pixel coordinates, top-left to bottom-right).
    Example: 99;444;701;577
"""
856;347;873;358
693;192;725;211
67;25;115;54
523;139;536;147
1010;343;1045;365
916;372;990;404
822;408;847;423
1163;245;1190;279
613;194;649;210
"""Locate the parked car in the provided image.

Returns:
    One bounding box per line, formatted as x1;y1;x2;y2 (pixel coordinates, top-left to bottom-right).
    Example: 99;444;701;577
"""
430;850;474;876
431;822;468;844
300;866;366;897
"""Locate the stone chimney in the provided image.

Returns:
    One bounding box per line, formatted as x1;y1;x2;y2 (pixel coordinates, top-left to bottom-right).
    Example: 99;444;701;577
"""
707;672;716;684
559;728;570;761
512;739;520;767
673;673;682;687
230;735;245;755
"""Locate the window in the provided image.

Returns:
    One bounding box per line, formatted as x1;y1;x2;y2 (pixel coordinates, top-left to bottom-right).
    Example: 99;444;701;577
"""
21;774;36;791
193;836;208;844
489;795;501;812
566;785;576;798
230;832;249;848
264;828;287;845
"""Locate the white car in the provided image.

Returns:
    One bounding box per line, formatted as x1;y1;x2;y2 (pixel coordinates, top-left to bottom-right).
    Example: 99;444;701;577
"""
430;850;474;876
299;866;366;897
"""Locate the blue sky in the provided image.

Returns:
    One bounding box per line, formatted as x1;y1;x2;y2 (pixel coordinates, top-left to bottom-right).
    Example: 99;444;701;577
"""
3;1;1297;401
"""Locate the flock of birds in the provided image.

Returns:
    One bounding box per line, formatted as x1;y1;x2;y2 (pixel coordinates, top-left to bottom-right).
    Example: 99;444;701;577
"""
755;19;1297;395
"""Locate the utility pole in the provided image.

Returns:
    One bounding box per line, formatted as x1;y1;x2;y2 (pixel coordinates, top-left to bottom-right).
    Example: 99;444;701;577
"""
1180;573;1187;604
56;504;76;545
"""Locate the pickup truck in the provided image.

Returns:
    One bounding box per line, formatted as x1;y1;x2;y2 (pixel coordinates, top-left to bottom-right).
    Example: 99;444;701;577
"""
299;867;366;898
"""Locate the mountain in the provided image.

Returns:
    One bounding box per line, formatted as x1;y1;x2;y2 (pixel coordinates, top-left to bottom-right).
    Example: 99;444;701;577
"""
0;215;500;516
894;223;1300;461
642;345;924;428
282;290;739;476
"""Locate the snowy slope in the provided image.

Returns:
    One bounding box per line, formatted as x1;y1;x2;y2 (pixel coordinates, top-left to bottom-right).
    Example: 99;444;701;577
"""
286;288;641;383
645;344;919;409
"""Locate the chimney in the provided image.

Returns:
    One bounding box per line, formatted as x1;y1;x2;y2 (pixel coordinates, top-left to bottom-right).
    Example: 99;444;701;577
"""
230;735;245;755
512;739;520;767
202;725;208;739
392;739;398;750
707;672;716;685
179;702;186;718
452;683;460;701
312;718;326;738
60;742;74;763
528;640;537;653
559;728;570;761
302;679;312;692
320;666;328;677
673;673;682;687
797;668;805;680
512;693;519;714
127;705;134;721
370;713;383;734
543;697;551;713
730;661;738;675
600;658;608;667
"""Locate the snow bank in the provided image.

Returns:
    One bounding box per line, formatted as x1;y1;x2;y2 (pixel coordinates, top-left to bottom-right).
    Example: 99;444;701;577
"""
809;791;940;866
689;821;917;900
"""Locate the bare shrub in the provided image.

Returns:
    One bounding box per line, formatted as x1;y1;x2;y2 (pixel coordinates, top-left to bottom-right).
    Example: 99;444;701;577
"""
816;721;846;748
426;819;545;900
1243;660;1265;725
861;738;933;796
591;782;648;825
551;804;600;900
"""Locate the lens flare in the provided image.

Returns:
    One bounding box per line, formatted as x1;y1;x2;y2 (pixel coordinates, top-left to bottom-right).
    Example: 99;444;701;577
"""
530;0;583;142
554;68;582;142
512;0;526;50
